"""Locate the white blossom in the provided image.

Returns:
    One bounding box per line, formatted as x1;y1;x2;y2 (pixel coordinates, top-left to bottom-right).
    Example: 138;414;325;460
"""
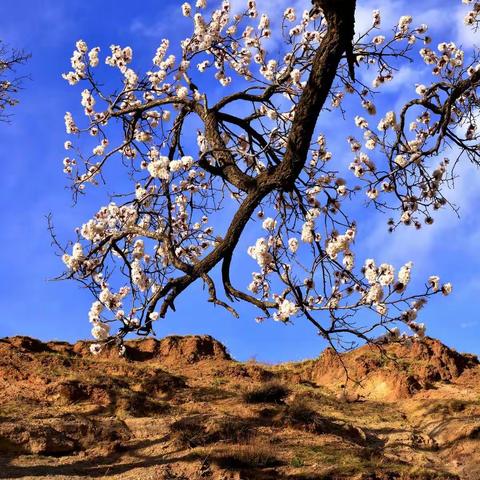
273;298;298;322
91;321;110;340
398;261;413;287
90;343;103;355
182;2;192;16
262;217;276;231
288;237;299;253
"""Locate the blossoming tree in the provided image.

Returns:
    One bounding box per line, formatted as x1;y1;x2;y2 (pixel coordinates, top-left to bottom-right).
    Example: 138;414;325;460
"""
57;0;479;354
0;41;28;120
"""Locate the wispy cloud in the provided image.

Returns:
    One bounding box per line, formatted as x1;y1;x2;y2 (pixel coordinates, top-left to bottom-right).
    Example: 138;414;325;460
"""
460;320;478;329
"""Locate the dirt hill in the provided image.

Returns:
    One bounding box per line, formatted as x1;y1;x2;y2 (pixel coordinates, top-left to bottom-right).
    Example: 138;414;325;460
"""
0;334;479;480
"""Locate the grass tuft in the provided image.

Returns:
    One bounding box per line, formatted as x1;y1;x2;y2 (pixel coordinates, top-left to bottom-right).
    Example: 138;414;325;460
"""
242;382;289;404
214;438;279;468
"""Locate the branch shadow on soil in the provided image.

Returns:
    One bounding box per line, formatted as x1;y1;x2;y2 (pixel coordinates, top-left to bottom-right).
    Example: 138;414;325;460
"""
0;436;198;478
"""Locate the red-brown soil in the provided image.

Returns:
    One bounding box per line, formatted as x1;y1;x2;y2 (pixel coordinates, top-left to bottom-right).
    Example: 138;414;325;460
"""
0;334;479;479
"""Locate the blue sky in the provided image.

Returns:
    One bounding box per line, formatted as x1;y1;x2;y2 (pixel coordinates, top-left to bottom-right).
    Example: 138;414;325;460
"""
0;0;479;362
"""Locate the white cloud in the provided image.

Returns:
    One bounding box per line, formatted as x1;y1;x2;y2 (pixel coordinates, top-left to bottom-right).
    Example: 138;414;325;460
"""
460;320;478;328
355;0;403;35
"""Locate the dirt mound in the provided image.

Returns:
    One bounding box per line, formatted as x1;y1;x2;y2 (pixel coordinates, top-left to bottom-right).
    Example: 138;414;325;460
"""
215;363;275;382
4;336;53;353
0;416;131;455
1;334;231;365
310;337;479;401
125;334;232;364
69;334;231;364
0;335;217;424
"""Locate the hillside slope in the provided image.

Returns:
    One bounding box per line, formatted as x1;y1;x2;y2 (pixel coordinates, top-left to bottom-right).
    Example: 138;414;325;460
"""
0;335;479;480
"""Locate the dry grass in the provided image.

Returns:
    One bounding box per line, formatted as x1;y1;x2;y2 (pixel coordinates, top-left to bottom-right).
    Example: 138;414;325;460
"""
283;397;326;433
213;437;280;468
137;368;186;397
425;398;471;416
170;414;255;448
242;381;289;404
207;415;254;443
170;415;210;448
